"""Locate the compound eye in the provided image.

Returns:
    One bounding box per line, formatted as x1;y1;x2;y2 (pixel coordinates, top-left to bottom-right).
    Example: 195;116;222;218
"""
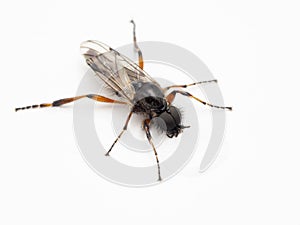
169;106;181;125
152;112;176;132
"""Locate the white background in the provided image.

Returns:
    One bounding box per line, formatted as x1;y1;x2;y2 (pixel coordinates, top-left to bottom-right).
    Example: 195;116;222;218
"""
1;0;300;224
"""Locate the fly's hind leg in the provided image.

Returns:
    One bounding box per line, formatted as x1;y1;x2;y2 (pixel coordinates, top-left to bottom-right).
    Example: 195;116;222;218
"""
15;94;127;112
105;110;133;156
166;90;232;110
143;119;162;181
130;20;144;69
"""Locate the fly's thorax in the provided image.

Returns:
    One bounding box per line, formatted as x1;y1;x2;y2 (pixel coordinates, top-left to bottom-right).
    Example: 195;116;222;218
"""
132;81;164;100
132;81;167;114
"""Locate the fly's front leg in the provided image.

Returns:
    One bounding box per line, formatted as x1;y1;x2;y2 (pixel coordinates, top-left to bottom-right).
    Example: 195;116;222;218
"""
15;94;127;112
143;119;162;181
130;20;144;69
105;110;133;156
166;90;232;110
163;79;217;92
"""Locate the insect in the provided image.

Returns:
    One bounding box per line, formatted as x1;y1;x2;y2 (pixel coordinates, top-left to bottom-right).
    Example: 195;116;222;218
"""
15;20;232;181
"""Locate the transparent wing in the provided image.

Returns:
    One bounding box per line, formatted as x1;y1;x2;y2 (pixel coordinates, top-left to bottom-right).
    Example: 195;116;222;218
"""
80;40;160;104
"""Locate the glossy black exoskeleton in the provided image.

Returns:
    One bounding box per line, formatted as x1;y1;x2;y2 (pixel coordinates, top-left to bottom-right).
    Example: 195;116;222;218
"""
132;81;187;138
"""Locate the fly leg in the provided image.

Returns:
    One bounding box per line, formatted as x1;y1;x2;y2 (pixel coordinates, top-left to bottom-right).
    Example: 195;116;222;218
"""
166;90;232;110
143;119;162;181
163;79;217;92
15;94;127;112
130;20;144;69
105;110;133;156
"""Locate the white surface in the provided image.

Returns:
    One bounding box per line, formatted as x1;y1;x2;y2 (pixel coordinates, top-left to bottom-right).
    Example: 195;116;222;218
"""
1;0;300;224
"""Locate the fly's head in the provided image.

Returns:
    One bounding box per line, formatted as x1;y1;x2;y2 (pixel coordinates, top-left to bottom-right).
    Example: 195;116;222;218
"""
152;105;190;138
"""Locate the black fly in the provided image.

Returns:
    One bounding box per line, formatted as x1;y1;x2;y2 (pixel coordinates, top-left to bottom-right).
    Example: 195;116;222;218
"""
16;20;232;181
